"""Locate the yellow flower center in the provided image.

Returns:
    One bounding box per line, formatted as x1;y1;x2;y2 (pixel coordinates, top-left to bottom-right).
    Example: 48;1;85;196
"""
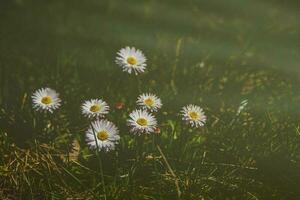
90;105;101;113
188;111;199;120
144;98;154;106
41;96;52;105
97;131;108;141
127;56;137;65
137;118;148;126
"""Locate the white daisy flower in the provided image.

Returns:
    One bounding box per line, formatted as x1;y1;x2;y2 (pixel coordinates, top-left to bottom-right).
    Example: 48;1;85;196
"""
86;119;120;152
181;104;206;128
127;109;157;134
32;87;61;113
136;93;162;112
81;99;109;118
115;46;147;75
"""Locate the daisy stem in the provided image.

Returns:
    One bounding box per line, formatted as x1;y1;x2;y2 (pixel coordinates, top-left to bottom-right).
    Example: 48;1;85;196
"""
138;79;142;93
133;75;142;93
136;134;145;161
98;154;107;200
91;124;107;200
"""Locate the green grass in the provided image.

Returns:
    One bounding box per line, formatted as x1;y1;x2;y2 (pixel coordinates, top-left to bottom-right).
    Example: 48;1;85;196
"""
1;0;300;199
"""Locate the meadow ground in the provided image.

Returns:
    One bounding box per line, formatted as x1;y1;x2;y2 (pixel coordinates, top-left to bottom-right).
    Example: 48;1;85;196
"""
0;0;300;199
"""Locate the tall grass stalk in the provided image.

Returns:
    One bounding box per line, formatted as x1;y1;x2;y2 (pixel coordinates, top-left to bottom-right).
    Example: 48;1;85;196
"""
157;144;181;199
170;38;183;96
0;64;6;105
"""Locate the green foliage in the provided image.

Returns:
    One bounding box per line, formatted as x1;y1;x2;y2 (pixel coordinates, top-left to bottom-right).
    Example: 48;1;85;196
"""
1;0;300;199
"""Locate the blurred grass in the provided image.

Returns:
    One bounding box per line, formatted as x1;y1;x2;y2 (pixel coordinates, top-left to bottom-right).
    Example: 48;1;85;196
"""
0;0;300;199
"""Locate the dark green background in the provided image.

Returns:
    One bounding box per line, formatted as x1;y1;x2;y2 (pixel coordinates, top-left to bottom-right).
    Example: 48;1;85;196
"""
1;0;299;74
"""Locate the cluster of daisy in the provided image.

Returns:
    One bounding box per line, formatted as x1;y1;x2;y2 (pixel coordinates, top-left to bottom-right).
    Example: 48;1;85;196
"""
31;88;120;151
81;99;120;152
115;47;206;128
31;47;207;152
127;93;162;135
